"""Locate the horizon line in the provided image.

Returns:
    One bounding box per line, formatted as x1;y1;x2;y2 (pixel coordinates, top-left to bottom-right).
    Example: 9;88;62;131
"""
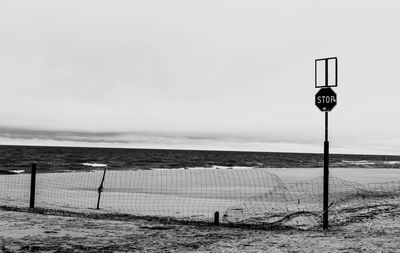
1;143;398;157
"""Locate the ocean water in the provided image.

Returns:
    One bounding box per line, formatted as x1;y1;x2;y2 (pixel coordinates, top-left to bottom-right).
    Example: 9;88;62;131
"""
0;145;400;173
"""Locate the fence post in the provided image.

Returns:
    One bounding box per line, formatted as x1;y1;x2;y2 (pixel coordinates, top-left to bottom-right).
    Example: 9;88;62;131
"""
29;163;37;209
97;168;107;209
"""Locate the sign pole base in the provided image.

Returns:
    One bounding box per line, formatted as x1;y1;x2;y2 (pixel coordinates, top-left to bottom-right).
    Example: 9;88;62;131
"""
323;140;329;230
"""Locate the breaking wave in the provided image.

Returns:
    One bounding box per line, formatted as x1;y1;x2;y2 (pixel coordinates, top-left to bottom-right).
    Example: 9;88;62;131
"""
81;162;108;168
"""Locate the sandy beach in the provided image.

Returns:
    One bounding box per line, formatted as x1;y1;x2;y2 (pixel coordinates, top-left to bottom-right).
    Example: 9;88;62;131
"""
1;204;400;252
0;167;400;251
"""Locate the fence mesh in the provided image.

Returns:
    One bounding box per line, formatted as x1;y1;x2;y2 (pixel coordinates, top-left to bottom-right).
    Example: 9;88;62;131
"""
0;167;399;228
224;176;400;228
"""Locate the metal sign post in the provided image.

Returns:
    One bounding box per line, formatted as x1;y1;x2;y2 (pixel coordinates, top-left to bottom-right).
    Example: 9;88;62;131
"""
315;57;338;230
323;111;329;229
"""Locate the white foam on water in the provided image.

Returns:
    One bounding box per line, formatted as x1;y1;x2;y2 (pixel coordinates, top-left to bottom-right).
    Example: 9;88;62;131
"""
183;166;253;170
185;166;216;170
212;165;254;170
151;168;186;171
151;166;254;171
81;162;108;167
383;161;400;165
11;170;24;174
341;160;376;165
9;170;24;174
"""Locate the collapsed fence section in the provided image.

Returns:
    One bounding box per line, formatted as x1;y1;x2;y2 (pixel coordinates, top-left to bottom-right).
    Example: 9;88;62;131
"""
0;165;400;228
224;177;400;228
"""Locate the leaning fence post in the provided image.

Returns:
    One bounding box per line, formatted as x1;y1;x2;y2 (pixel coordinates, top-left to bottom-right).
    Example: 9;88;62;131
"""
29;163;37;209
97;168;107;209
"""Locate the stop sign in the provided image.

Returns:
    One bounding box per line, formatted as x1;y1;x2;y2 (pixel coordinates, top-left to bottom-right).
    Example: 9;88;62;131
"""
315;87;337;111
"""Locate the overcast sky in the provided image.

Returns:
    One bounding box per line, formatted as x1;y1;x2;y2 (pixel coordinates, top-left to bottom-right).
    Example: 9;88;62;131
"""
1;1;400;155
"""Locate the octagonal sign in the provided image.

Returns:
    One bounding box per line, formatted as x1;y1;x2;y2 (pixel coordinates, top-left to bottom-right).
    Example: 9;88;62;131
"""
315;87;337;112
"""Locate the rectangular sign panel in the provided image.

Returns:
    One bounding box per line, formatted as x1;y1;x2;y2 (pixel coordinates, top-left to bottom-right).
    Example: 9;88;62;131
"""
315;57;337;88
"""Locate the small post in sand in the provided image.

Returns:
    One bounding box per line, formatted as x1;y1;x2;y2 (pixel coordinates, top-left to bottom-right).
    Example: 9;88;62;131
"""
214;211;220;225
97;168;107;209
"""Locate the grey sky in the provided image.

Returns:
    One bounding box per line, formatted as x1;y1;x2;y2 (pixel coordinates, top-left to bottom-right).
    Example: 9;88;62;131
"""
1;1;400;154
